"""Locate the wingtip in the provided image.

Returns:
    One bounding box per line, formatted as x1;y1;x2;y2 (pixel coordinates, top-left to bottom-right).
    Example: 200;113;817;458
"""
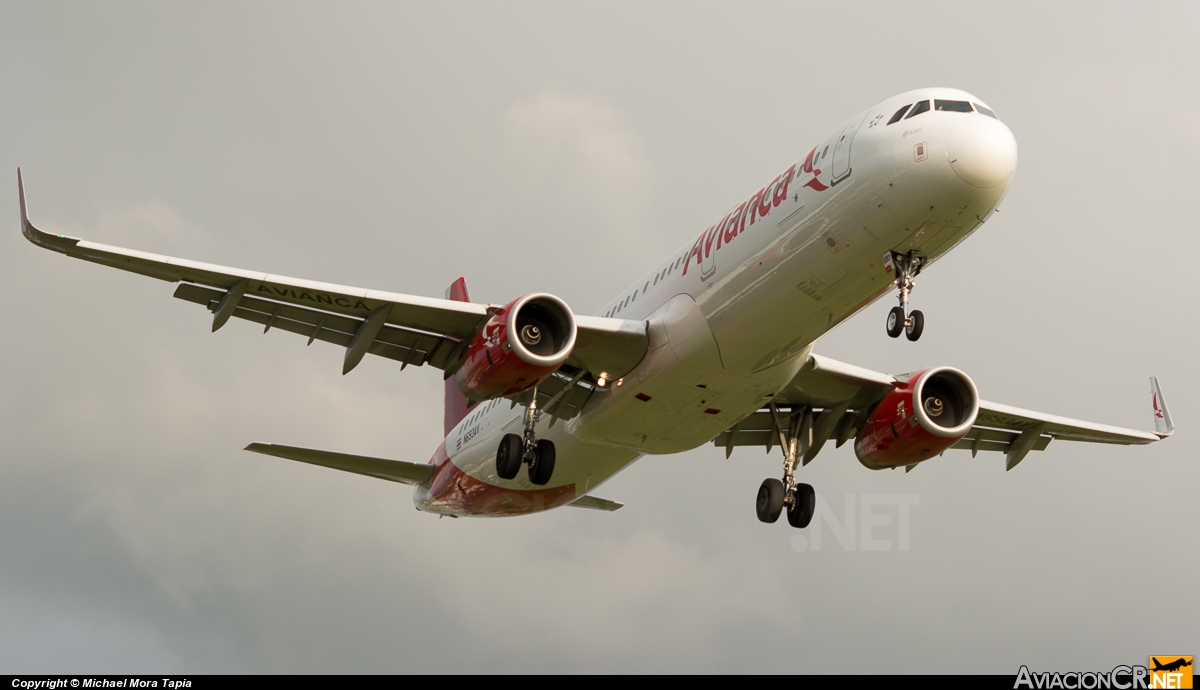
1150;376;1174;438
16;171;82;251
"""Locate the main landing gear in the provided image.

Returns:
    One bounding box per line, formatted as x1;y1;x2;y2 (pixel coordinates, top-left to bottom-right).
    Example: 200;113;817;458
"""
496;387;556;485
885;250;925;342
756;405;817;528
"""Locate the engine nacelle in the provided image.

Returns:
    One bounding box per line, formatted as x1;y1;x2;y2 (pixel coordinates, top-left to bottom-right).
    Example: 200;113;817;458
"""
854;367;979;470
456;293;577;401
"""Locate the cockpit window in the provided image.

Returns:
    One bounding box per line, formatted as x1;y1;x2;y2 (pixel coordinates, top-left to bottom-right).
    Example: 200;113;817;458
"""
887;104;912;125
934;100;973;113
974;103;998;119
905;100;930;119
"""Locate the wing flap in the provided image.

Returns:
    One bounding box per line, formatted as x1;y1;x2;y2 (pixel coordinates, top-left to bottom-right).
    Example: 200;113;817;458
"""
244;443;435;486
952;429;1053;454
173;283;460;369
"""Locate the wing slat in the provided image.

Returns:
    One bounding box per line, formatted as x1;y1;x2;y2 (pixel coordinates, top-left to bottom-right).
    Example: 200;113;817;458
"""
173;283;452;369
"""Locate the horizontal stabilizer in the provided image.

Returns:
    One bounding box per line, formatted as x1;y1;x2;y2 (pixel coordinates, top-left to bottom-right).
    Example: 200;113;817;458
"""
567;495;624;511
245;443;434;486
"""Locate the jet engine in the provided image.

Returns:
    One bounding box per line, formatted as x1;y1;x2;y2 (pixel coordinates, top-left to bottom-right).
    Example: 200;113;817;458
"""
854;367;979;470
456;293;577;401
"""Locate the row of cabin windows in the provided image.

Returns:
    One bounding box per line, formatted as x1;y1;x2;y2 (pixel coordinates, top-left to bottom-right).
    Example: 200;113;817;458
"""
604;254;688;318
886;99;997;125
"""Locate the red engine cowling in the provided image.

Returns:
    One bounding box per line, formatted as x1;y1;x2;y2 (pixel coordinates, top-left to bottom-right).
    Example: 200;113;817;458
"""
455;293;577;401
854;367;979;470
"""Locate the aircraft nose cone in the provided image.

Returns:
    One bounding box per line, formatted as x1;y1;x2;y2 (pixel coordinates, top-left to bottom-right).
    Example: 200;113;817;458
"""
946;115;1017;188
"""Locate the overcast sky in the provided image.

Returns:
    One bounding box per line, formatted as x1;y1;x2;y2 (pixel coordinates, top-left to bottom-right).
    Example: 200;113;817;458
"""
1;1;1196;674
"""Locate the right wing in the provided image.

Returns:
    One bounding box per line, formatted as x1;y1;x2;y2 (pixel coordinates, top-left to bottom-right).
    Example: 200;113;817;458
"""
714;354;1169;469
18;170;647;418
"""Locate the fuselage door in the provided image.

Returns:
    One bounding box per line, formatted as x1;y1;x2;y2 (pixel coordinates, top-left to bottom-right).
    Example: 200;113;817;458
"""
831;112;869;186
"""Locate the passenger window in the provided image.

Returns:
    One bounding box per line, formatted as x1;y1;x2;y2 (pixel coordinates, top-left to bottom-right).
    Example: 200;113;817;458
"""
974;103;998;119
934;100;973;113
905;100;930;119
887;105;912;125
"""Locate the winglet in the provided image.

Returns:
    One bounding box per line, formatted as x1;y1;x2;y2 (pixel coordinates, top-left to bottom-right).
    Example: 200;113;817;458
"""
16;168;81;252
1151;377;1173;437
17;167;28;229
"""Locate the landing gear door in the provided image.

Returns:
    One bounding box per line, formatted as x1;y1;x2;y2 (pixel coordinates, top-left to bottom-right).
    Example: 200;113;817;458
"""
831;111;869;186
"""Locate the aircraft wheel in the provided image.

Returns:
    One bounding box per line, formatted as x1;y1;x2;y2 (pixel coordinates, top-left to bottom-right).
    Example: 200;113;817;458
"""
905;310;924;342
756;478;785;523
787;483;816;528
886;306;905;338
496;433;523;480
529;439;556;486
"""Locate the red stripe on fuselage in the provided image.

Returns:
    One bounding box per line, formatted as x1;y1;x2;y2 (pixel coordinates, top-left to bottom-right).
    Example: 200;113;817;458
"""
422;440;577;516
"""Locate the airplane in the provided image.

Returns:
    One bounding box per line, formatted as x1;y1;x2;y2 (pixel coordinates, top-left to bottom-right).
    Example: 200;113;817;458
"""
1151;658;1192;673
18;87;1174;527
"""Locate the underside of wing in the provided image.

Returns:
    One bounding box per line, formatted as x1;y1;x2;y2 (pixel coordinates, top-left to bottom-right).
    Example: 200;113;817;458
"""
972;401;1161;446
17;170;649;420
714;353;1170;469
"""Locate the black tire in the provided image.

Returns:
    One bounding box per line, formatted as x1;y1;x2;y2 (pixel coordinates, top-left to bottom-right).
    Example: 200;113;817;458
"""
496;433;523;480
905;309;924;342
756;478;785;523
886;306;905;338
529;439;556;486
787;483;816;528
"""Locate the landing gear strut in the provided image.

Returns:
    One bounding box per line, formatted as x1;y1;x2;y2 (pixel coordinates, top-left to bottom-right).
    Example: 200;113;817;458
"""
885;250;925;342
755;405;816;528
496;385;556;485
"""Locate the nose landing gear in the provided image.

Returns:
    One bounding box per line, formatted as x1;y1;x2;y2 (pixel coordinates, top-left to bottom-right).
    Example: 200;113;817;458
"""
885;250;925;342
755;405;816;528
496;386;556;485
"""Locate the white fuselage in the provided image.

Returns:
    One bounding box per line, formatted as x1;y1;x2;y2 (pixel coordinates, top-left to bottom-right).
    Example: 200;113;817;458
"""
414;87;1016;516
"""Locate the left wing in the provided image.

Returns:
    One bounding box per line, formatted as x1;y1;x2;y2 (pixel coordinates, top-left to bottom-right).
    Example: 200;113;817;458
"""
714;354;1170;468
18;170;647;418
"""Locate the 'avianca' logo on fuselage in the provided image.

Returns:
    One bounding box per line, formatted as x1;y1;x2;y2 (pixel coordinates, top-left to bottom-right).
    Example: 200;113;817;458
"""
682;147;828;277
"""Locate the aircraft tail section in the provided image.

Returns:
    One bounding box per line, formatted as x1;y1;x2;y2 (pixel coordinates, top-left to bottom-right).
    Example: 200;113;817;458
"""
444;277;474;436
